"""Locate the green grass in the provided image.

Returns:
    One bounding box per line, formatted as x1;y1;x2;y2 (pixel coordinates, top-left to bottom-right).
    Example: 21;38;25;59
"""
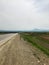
21;34;49;56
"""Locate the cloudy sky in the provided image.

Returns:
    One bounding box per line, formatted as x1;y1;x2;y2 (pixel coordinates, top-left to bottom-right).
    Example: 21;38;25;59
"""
0;0;49;31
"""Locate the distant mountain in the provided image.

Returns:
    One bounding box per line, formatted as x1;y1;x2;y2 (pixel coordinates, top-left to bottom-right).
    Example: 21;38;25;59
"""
32;28;49;32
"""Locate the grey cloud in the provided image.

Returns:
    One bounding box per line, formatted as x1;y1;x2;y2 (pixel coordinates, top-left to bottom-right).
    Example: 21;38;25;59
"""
0;0;49;30
34;0;49;13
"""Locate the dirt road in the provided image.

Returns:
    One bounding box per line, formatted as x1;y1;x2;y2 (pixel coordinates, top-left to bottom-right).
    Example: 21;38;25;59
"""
0;33;17;41
0;34;49;65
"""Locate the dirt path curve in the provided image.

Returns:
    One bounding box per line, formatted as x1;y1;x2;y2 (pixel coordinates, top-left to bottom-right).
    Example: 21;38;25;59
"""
0;34;49;65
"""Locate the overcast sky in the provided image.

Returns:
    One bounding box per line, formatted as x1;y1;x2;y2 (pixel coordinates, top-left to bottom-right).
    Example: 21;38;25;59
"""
0;0;49;31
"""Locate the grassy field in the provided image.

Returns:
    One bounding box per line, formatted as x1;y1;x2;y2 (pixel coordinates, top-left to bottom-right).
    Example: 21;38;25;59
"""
20;33;49;56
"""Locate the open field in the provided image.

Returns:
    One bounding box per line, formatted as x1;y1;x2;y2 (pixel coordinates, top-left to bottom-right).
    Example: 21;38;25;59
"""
39;35;49;44
0;33;49;65
20;32;49;56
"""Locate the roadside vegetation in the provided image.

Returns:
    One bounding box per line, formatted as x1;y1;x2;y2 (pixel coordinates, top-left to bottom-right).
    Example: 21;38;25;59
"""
20;32;49;56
